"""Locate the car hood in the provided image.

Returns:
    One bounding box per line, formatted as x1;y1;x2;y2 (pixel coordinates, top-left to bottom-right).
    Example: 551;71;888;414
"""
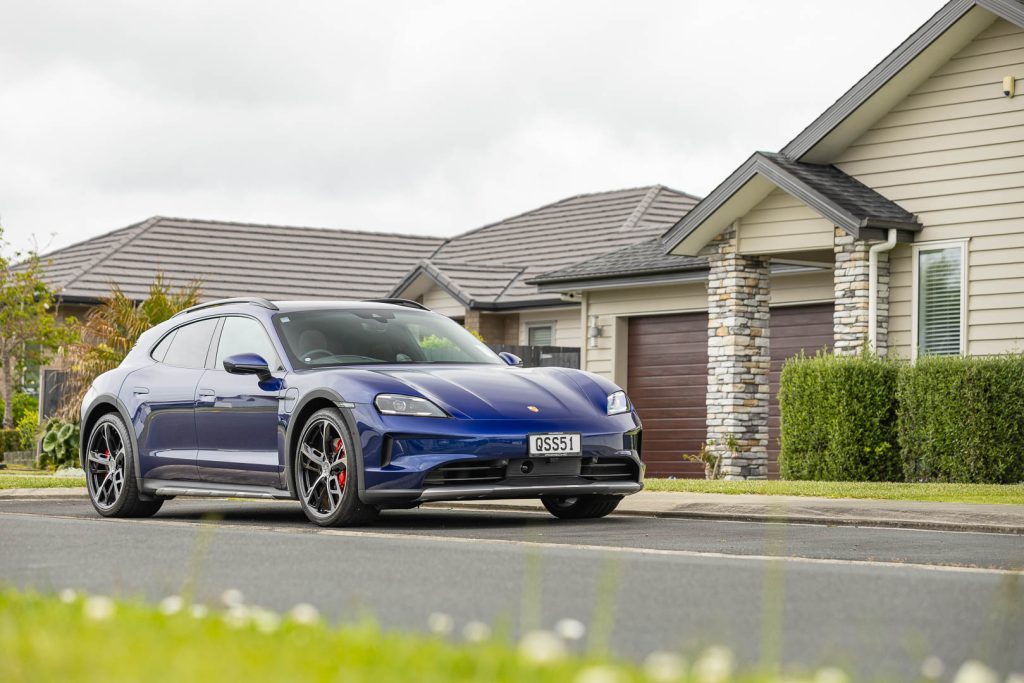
337;365;610;420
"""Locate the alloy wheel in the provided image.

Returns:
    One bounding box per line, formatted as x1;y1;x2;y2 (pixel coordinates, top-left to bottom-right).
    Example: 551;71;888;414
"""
297;418;348;519
87;422;126;510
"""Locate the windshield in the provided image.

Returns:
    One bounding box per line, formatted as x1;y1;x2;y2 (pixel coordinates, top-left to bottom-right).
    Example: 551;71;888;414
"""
272;308;503;368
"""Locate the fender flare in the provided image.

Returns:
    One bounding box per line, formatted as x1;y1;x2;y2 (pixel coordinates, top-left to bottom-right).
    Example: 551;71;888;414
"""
284;389;366;502
80;394;147;495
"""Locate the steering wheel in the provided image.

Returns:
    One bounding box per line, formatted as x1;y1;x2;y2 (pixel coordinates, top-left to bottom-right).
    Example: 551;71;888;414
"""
301;348;334;361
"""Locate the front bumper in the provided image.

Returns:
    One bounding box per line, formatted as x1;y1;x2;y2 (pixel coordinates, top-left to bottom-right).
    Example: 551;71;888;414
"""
347;404;644;506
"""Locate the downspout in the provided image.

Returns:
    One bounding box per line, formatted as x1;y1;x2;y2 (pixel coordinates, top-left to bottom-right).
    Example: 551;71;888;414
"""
868;228;898;350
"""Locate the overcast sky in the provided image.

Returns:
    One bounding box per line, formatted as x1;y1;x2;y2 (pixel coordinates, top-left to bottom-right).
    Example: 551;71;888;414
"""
1;0;941;255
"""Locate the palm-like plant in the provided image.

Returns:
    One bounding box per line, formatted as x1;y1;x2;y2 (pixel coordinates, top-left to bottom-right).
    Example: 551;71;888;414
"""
58;276;201;418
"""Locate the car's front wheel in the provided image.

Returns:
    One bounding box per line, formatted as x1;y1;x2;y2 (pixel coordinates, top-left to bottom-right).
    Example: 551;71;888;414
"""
541;494;621;520
294;408;378;527
85;413;163;518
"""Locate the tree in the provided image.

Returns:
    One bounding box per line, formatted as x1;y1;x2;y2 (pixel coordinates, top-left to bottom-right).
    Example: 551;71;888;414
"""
0;233;76;428
59;275;201;419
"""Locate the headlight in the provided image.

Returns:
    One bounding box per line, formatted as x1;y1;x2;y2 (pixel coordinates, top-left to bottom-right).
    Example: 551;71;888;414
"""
374;394;448;418
607;390;630;415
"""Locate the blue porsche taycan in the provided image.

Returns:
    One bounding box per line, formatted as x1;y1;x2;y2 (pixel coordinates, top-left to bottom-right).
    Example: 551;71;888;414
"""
79;298;644;526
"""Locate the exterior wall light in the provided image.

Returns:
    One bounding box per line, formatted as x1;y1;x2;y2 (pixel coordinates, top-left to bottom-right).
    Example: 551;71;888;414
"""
1003;75;1016;98
587;314;601;349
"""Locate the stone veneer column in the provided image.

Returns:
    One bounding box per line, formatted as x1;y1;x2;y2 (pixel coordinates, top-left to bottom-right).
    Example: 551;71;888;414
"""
701;226;771;480
833;228;889;355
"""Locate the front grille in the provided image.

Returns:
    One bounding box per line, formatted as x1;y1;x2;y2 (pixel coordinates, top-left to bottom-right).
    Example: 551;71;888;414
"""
423;460;507;487
580;457;637;481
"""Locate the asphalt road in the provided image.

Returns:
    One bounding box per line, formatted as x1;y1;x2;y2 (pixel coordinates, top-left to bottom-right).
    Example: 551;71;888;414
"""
2;498;1023;680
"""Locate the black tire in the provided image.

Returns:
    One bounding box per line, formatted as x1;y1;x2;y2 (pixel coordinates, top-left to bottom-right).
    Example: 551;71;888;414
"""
541;494;621;520
84;413;163;518
294;408;379;527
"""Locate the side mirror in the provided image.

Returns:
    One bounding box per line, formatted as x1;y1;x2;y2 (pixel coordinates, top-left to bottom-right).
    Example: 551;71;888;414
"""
498;351;523;367
223;353;272;382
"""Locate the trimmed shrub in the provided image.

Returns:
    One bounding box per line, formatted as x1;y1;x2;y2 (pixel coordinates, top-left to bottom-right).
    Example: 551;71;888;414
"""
0;392;38;427
779;351;901;481
898;354;1024;484
16;410;39;451
0;428;20;454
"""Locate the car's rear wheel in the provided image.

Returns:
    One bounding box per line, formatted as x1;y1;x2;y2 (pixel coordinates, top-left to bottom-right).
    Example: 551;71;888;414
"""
541;494;621;520
85;413;163;518
294;408;378;527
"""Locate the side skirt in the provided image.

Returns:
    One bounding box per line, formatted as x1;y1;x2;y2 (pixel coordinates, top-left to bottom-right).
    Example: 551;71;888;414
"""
142;478;296;501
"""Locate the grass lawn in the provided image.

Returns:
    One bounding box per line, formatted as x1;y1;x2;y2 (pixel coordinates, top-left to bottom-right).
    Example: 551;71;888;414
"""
643;478;1024;505
0;466;84;489
1;589;753;683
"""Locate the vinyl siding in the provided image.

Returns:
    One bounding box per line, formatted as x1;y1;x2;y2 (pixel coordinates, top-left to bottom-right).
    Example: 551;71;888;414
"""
422;285;466;319
737;189;835;255
583;271;834;385
517;308;582;348
834;18;1024;357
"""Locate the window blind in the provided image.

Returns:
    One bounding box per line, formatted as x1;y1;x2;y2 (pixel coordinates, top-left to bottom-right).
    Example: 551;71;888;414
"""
528;326;553;346
918;245;963;356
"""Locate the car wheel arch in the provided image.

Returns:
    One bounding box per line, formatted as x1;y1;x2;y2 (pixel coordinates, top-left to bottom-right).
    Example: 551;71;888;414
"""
80;395;143;491
284;390;365;501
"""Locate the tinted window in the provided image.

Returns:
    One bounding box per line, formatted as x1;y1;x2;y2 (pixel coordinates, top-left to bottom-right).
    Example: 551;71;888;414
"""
151;330;176;362
215;317;282;370
162;319;218;369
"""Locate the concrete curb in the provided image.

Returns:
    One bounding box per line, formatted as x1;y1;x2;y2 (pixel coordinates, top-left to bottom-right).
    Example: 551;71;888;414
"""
2;486;1021;534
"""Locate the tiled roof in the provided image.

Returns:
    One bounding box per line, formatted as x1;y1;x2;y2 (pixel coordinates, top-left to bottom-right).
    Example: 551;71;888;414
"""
392;185;699;307
38;217;445;303
529;238;706;286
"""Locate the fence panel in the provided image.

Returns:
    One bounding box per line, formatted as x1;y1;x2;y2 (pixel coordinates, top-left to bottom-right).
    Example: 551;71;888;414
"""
488;345;580;369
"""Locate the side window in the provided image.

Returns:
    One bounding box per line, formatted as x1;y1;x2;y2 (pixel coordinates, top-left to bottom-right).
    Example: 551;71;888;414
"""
528;324;554;346
162;319;219;369
151;330;176;362
216;317;282;370
915;242;966;358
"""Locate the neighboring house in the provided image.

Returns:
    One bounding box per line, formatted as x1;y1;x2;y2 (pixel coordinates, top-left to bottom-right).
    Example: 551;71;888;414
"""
388;186;699;346
534;0;1024;479
38;216;446;321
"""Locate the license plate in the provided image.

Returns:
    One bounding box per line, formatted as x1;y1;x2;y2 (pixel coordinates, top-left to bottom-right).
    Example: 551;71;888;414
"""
528;433;581;457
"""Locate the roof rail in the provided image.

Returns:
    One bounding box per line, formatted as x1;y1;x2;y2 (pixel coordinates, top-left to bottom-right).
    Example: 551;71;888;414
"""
362;298;430;311
173;297;280;318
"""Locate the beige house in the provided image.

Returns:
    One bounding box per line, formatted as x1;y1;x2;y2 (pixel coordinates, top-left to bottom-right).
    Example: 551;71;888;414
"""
534;0;1024;479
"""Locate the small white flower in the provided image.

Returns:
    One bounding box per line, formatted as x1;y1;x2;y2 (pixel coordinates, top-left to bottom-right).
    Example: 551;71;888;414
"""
574;664;625;683
814;666;850;683
223;605;251;629
921;656;945;680
644;651;687;682
252;607;282;634
289;603;320;625
692;645;735;683
554;617;586;641
58;589;77;604
158;595;184;615
190;604;209;619
83;595;116;621
427;612;454;636
220;588;244;608
518;629;567;665
953;661;999;683
462;621;491;643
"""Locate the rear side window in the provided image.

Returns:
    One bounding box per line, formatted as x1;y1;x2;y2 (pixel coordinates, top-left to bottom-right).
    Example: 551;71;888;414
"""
151;330;176;362
215;317;282;370
162;319;218;369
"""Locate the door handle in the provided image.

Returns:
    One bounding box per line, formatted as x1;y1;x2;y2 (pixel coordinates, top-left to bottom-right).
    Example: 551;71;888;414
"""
197;389;215;401
133;387;149;395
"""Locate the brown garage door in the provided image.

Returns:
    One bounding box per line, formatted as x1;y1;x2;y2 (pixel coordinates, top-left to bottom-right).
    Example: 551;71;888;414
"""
627;312;708;478
767;303;834;476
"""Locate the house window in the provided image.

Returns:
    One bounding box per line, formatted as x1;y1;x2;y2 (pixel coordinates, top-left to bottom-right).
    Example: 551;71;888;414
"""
913;240;967;358
528;324;554;346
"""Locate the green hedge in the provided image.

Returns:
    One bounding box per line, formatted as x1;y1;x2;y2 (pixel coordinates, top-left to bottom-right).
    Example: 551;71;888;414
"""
779;352;900;481
781;352;1024;484
0;429;21;454
898;355;1024;484
0;392;38;427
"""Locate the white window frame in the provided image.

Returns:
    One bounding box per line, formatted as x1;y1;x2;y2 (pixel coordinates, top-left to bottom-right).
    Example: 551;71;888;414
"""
911;238;968;361
525;321;556;347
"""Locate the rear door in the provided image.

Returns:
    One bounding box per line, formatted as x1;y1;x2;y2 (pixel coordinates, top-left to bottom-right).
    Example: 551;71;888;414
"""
127;317;218;482
195;316;284;487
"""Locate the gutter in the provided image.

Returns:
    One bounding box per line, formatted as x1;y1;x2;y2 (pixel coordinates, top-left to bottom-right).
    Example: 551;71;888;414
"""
869;229;898;350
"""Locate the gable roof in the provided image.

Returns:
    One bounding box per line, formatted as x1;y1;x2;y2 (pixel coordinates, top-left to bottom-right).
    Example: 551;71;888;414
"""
390;185;700;308
661;0;1024;256
39;216;445;303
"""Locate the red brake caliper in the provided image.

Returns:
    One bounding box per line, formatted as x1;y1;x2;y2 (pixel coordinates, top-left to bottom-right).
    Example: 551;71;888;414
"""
334;439;346;488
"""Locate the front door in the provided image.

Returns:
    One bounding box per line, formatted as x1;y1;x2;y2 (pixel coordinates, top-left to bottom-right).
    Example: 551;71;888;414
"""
195;316;284;487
